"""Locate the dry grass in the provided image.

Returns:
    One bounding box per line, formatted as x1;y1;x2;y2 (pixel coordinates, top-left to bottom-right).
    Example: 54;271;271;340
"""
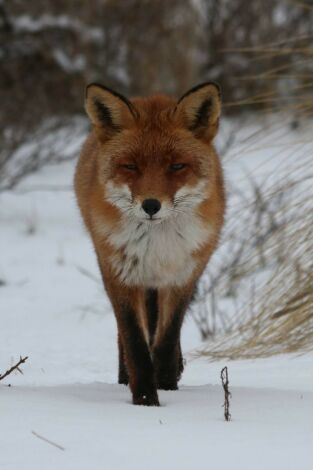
194;19;313;359
200;178;313;359
0;117;87;193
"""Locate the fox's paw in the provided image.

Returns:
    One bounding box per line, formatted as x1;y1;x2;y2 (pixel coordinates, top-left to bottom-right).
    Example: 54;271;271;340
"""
132;391;160;406
157;381;178;391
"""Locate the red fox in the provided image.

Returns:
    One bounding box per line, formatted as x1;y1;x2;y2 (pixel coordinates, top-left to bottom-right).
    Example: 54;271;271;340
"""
74;82;225;406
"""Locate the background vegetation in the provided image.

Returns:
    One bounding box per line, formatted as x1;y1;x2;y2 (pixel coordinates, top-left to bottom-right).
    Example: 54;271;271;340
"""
1;0;312;358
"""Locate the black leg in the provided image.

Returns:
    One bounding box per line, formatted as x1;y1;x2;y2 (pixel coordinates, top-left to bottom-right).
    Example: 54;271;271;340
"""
145;288;158;346
177;341;184;382
153;301;186;390
118;302;159;406
118;333;129;385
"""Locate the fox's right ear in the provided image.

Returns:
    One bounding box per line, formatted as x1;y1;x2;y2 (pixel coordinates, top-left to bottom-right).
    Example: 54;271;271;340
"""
175;82;221;140
85;83;138;130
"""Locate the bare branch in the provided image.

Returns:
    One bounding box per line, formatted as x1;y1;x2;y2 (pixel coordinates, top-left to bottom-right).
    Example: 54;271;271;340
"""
221;366;231;422
31;431;65;451
0;356;29;381
75;265;101;285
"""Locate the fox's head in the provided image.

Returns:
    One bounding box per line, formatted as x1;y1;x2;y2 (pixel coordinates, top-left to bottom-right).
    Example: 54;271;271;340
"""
85;82;222;225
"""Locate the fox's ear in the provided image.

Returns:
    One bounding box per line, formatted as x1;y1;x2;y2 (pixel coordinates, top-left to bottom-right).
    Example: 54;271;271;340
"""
175;82;221;140
85;83;137;130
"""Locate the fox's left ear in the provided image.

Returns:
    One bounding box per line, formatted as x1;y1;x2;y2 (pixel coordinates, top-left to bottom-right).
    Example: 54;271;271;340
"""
85;83;138;131
175;82;221;140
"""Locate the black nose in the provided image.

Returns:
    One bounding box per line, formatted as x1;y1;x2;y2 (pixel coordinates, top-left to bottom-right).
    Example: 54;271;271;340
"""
142;198;161;217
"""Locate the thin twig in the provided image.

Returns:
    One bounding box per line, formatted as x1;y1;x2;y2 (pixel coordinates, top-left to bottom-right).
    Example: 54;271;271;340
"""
0;356;28;381
75;265;101;284
221;366;231;421
14;185;72;194
31;431;65;451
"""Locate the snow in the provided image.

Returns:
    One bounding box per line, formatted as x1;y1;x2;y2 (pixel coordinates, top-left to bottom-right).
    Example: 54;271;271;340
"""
2;382;313;470
12;14;104;41
1;120;313;469
52;49;86;72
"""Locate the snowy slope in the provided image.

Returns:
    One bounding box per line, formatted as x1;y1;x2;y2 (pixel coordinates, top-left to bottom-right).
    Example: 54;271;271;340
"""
1;121;313;469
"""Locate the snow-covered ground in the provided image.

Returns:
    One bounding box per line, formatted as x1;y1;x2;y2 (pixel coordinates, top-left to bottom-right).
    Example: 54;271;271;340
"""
1;118;312;469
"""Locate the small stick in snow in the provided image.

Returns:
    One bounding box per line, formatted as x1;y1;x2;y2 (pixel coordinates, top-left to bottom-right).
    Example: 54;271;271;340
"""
75;264;101;284
221;366;231;421
31;431;65;451
0;356;28;382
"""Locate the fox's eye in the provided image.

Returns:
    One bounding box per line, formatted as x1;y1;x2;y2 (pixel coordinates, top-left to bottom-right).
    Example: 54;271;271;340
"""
170;163;186;171
122;164;138;171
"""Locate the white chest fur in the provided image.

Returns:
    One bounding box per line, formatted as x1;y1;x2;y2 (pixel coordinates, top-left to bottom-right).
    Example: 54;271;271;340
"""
106;213;211;288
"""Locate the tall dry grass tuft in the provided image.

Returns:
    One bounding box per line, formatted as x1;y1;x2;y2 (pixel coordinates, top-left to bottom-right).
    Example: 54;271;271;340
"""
195;16;313;358
199;169;313;359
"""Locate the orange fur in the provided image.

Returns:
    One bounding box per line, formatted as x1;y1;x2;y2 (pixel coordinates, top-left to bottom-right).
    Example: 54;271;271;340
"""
74;82;225;406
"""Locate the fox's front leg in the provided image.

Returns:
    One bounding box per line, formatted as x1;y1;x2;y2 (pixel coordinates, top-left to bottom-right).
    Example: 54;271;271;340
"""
153;288;192;390
113;289;159;406
118;333;128;385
